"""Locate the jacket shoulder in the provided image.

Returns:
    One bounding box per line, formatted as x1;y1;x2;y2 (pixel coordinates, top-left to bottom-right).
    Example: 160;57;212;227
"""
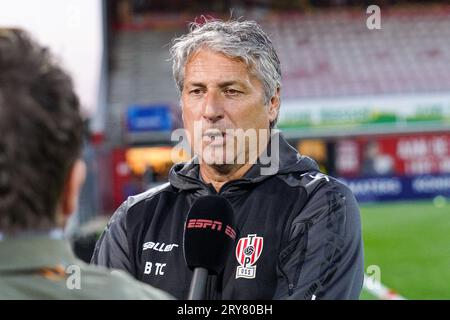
0;260;172;299
109;182;172;226
90;182;172;269
126;182;173;210
78;262;173;299
277;170;359;226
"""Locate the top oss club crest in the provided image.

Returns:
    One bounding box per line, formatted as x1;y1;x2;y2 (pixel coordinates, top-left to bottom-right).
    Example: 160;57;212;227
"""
235;234;263;279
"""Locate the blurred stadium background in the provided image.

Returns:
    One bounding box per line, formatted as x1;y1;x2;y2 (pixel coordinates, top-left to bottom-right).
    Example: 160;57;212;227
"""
2;0;450;299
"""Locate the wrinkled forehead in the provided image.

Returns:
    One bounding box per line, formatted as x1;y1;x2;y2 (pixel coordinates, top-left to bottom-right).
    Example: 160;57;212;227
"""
189;45;253;63
184;47;258;80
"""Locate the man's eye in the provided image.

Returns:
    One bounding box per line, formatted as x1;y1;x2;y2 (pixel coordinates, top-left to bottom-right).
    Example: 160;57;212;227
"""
225;89;241;95
189;89;203;95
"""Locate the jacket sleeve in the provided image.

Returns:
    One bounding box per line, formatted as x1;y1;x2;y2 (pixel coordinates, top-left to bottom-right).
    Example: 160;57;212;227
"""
274;175;364;300
91;201;133;274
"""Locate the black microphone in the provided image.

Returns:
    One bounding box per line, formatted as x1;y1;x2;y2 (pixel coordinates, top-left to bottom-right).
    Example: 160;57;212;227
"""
183;195;237;300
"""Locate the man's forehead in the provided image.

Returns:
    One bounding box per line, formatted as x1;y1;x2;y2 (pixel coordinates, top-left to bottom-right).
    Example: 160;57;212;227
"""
186;49;249;71
184;49;255;84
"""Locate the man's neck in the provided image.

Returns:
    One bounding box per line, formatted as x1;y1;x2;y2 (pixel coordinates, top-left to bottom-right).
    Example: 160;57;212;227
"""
200;162;254;192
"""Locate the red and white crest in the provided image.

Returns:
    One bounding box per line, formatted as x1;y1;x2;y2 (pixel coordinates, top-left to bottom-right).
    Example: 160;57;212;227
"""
235;234;263;279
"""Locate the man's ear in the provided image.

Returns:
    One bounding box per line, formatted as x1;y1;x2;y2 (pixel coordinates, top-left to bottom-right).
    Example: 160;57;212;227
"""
61;159;86;218
268;87;281;125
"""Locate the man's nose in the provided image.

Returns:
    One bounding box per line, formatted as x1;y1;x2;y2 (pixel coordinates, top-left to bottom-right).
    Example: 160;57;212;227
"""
202;91;224;123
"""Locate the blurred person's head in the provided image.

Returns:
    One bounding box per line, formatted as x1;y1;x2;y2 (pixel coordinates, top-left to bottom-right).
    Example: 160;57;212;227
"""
0;28;85;235
169;19;281;172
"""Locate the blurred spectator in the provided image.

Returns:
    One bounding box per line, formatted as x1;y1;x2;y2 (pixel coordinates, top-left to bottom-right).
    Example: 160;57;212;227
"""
361;140;394;176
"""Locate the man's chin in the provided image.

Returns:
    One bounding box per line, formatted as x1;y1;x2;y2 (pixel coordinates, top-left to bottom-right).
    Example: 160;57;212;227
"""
207;163;236;174
199;151;236;171
201;153;229;166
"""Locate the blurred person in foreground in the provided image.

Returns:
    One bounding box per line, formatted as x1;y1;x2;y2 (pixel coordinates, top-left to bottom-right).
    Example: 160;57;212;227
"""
0;28;171;299
92;19;364;300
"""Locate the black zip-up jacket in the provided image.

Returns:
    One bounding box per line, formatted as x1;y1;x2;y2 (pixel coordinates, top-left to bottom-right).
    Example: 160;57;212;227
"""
91;135;364;299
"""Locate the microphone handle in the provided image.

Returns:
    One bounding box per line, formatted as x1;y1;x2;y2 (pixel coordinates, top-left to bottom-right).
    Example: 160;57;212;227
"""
187;267;209;300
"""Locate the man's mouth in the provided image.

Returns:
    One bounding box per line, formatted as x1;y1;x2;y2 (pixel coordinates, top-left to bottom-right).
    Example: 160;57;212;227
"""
202;129;227;146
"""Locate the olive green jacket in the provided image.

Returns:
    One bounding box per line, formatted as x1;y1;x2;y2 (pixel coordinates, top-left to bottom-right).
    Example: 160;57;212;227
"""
0;235;173;299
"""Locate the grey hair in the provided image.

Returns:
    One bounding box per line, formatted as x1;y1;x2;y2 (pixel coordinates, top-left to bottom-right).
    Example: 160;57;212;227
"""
169;18;281;127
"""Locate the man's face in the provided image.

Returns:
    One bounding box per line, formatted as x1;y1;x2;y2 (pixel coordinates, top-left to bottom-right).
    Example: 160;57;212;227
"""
181;48;278;168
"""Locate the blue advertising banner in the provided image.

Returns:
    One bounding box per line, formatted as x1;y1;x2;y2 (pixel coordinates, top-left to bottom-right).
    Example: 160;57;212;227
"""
126;105;172;132
339;174;450;202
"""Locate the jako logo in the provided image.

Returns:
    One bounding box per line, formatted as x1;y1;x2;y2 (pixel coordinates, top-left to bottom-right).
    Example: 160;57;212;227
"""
186;219;236;240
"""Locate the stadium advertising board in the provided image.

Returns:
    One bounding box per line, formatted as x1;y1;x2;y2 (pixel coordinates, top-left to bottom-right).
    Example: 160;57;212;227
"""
336;132;450;177
279;94;450;138
336;132;450;202
340;174;450;202
126;105;172;132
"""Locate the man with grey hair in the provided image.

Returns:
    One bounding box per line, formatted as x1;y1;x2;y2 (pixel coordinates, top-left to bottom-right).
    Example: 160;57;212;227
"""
92;19;364;300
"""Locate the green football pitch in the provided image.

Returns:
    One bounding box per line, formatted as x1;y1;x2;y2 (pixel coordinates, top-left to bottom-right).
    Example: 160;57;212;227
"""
359;199;450;300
